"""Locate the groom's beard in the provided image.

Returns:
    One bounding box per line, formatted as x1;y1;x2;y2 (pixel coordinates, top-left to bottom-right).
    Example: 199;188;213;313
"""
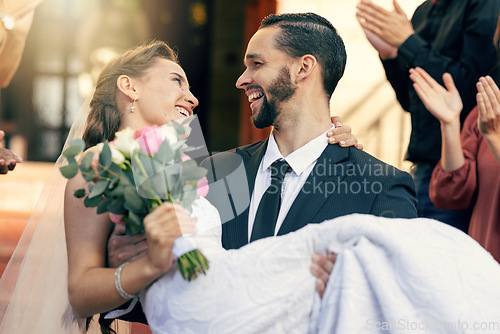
252;66;296;129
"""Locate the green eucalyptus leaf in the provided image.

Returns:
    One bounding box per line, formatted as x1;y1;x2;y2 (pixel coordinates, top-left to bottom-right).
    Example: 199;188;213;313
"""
154;141;173;164
84;195;102;208
63;146;82;159
82;169;96;182
124;185;146;212
63;139;85;158
172;121;185;135
108;183;126;198
136;177;159;200
125;211;144;235
181;160;207;181
97;197;113;214
181;186;197;210
73;188;86;198
141;173;169;200
108;199;127;214
99;142;112;169
89;179;109;199
138;152;160;176
60;163;79;179
108;163;123;176
97;167;109;179
80;152;94;171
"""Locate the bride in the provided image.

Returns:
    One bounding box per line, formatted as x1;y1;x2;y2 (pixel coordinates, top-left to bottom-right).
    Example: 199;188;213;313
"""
2;40;500;334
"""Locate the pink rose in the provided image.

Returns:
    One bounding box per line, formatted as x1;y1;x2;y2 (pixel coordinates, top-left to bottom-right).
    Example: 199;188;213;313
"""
196;176;209;198
135;126;163;155
109;213;125;224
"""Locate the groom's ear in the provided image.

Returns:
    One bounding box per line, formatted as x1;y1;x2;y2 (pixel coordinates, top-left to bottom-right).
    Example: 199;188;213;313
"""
117;75;137;101
294;54;318;84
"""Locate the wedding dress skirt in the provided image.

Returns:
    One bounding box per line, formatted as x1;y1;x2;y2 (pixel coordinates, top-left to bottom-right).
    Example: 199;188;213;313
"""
138;198;500;334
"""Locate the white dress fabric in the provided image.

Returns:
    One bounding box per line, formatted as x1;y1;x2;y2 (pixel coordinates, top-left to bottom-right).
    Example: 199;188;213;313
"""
141;200;500;334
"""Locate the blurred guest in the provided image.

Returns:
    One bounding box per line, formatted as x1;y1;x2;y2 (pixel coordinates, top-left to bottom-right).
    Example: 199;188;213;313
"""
356;0;500;232
0;130;21;174
409;32;500;261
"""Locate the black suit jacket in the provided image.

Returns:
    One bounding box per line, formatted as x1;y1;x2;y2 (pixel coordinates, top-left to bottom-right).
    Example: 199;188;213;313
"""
201;139;418;250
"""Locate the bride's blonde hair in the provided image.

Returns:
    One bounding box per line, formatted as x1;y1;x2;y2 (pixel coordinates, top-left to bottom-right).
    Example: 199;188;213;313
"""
83;41;178;148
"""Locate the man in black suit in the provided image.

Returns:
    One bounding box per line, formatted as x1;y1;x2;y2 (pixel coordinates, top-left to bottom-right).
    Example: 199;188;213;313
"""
202;13;417;259
104;12;417;323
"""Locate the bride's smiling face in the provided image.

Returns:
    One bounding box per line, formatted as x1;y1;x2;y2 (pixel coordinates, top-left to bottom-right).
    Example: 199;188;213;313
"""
133;58;199;126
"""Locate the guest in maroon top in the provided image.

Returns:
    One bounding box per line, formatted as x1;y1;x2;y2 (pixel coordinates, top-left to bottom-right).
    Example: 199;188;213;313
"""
430;106;499;262
408;18;500;261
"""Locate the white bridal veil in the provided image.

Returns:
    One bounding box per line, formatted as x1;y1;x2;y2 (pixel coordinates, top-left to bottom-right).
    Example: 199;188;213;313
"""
0;97;130;333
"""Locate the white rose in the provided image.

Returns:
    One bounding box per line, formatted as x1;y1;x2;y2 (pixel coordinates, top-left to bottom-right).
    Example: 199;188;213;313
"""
158;124;179;145
109;146;126;165
113;127;137;158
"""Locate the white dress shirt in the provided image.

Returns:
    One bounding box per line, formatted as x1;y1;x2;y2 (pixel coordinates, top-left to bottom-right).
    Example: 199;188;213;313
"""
248;126;334;240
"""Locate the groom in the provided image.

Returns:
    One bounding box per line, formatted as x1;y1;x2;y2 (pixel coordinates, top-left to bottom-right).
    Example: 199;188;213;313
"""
203;13;417;252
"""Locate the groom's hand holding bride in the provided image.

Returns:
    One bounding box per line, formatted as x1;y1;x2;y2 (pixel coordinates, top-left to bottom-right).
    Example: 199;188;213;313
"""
311;253;337;297
108;223;148;267
107;203;196;270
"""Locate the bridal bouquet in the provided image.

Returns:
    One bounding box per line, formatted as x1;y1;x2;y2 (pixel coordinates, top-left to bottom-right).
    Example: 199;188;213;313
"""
60;116;209;281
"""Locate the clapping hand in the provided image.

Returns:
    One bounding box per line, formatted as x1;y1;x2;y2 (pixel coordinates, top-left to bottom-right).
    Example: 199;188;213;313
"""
476;76;500;166
476;76;500;136
356;0;414;54
409;67;463;125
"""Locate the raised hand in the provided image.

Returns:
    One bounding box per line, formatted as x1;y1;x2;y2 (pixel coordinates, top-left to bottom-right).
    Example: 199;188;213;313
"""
357;22;398;59
476;76;500;136
356;0;414;50
476;76;500;166
409;67;463;125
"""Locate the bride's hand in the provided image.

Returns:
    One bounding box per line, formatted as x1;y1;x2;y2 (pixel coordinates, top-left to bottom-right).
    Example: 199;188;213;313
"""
327;116;363;149
310;252;337;298
143;202;197;275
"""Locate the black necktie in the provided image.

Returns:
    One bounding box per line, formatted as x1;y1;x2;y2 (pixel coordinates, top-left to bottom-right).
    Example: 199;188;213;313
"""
250;159;291;242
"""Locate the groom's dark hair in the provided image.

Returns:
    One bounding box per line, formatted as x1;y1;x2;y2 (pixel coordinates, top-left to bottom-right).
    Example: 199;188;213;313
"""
260;13;347;99
83;41;178;148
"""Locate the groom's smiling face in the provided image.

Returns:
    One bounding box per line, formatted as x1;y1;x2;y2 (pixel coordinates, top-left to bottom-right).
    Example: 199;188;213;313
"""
236;27;297;129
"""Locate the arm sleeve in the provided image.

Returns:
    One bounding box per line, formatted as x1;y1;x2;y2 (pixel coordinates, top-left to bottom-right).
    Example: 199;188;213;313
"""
397;0;500;112
429;108;480;209
382;57;411;111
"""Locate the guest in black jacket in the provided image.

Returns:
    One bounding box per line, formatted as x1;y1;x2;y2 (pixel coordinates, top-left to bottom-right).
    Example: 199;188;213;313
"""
356;0;500;232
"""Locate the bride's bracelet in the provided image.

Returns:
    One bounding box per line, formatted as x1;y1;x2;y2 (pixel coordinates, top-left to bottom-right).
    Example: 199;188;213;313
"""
115;262;136;300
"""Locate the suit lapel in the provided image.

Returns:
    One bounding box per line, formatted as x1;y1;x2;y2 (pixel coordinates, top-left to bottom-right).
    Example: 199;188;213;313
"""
222;139;268;249
278;144;350;235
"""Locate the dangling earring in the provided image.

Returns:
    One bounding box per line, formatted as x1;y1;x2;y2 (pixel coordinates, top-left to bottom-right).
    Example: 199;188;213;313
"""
130;97;137;113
